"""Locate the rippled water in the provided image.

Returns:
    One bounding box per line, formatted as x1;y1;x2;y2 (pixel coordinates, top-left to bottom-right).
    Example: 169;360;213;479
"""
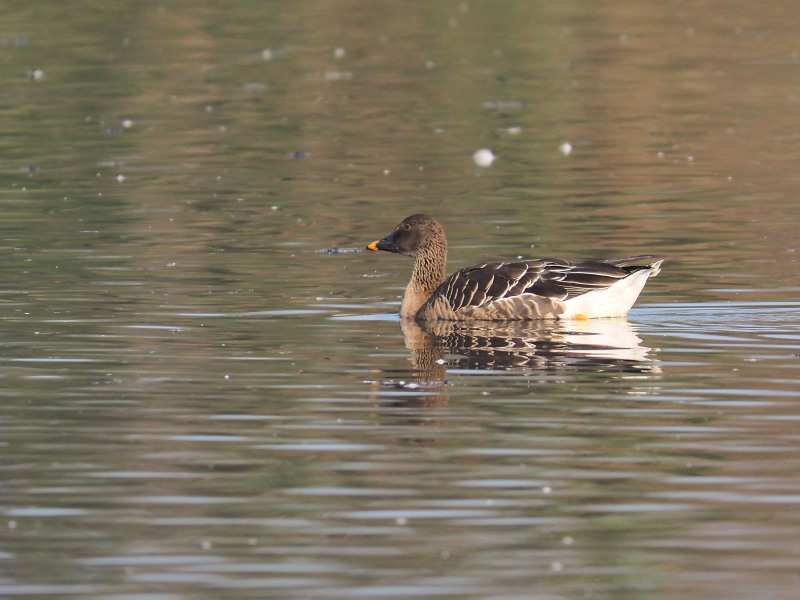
3;2;800;599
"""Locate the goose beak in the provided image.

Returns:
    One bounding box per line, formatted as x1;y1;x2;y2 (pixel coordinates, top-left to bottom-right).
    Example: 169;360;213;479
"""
366;231;397;252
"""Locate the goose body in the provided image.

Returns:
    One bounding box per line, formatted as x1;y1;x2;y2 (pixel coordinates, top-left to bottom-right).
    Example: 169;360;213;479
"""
367;214;663;321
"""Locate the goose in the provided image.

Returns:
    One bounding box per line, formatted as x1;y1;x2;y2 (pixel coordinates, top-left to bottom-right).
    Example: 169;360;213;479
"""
367;214;663;321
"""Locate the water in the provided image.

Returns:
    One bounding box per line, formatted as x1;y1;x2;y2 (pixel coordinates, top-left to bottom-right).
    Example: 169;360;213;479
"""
2;2;800;599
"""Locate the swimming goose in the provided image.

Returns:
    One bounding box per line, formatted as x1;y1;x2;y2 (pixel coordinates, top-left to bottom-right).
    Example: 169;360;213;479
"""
367;214;663;321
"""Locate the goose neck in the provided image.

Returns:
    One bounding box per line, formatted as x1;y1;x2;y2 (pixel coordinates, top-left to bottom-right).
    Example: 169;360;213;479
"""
413;243;446;290
400;243;447;317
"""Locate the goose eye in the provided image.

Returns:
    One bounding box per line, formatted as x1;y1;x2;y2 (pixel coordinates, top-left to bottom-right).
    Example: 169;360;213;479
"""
402;223;411;230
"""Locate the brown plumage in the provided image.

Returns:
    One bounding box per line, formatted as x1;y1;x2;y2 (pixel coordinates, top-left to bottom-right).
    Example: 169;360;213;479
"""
367;214;663;321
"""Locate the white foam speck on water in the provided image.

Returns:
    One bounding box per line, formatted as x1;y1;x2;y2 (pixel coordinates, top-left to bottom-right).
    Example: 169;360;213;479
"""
473;148;496;167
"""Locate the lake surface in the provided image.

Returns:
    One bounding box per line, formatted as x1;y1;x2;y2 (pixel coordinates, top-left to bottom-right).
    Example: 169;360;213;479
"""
2;2;800;599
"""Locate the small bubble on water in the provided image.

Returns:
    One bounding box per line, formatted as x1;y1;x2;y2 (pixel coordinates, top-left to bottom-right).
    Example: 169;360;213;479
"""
558;141;572;155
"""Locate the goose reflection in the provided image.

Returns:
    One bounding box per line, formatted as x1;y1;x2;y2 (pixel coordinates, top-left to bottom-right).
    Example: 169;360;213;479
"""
373;317;660;410
404;317;659;374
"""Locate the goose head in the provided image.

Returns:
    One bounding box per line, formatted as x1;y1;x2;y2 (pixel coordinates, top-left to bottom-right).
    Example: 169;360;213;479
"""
366;214;446;257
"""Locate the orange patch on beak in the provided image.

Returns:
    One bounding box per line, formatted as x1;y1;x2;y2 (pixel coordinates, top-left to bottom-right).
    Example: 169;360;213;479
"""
367;240;380;251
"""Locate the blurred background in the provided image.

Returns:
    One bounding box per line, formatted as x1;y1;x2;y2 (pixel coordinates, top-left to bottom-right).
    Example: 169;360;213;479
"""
2;2;799;599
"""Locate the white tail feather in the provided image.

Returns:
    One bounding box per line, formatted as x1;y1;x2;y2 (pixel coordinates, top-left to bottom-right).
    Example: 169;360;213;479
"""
561;267;657;319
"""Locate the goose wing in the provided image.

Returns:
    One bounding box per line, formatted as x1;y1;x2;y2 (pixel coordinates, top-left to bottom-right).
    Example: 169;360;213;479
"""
430;257;662;320
537;260;635;299
436;260;553;311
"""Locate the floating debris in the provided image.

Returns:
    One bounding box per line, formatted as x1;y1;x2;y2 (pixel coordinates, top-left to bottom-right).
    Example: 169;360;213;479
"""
1;37;28;47
324;71;353;81
27;68;44;81
319;247;360;254
482;100;526;111
380;379;446;389
261;48;280;61
473;148;496;167
558;141;573;156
